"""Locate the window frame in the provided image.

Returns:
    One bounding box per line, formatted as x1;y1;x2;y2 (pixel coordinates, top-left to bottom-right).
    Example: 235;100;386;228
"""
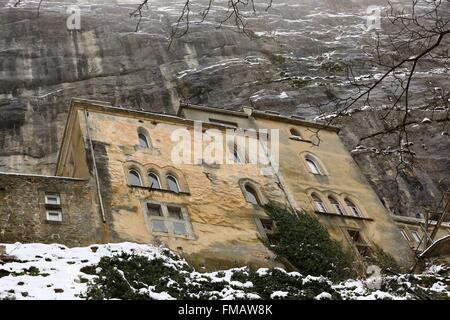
138;132;150;148
45;194;61;206
346;229;373;259
305;157;322;175
400;229;411;241
148;172;161;189
255;217;276;243
243;184;261;206
410;230;421;243
328;197;345;215
128;169;143;187
166;174;181;193
143;201;194;239
46;209;63;222
312;194;327;213
345;199;361;217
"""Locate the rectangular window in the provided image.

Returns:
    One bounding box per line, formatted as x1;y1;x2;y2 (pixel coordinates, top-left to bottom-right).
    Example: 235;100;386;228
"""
46;210;62;222
260;218;275;234
411;230;421;243
45;194;61;205
152;220;168;233
173;221;187;236
400;229;410;241
347;230;372;259
256;218;277;244
147;203;163;217
144;202;192;238
168;206;183;220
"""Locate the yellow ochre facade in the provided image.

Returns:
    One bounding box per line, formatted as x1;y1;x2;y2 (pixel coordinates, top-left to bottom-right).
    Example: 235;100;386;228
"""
4;97;438;270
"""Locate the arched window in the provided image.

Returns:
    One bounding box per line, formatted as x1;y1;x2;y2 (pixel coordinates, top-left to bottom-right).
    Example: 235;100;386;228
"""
305;156;322;175
345;199;361;217
167;175;180;193
328;196;344;215
138;131;150;148
244;184;260;205
148;172;161;189
290;128;302;139
312;193;327;213
128;169;143;186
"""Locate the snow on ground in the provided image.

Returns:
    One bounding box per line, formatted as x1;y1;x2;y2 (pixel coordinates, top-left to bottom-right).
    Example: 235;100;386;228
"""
0;243;449;300
0;242;184;300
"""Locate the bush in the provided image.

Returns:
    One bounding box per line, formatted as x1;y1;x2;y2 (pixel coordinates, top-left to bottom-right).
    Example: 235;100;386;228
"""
263;202;355;281
83;253;340;300
366;244;403;274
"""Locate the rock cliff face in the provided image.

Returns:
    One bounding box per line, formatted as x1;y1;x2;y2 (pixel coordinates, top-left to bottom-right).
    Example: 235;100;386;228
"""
0;0;449;218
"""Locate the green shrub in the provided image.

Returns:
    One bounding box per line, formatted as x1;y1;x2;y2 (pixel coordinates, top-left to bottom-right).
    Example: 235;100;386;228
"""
263;202;355;281
366;244;403;274
83;253;340;300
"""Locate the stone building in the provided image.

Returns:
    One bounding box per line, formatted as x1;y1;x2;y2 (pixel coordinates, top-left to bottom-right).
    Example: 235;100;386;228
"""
1;98;447;269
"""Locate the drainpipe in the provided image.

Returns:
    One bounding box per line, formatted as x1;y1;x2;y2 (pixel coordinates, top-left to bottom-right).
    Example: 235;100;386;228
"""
83;109;107;223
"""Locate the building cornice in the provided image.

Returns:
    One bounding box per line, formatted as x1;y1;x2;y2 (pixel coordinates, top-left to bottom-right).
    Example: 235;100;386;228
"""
178;103;341;133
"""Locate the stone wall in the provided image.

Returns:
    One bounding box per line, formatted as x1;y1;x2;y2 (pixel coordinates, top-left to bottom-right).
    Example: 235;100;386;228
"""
0;173;103;246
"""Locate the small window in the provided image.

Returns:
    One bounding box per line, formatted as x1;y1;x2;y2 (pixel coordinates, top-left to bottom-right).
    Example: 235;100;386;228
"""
168;206;183;220
347;230;372;258
45;194;61;205
173;221;187;236
147;203;163;217
145;202;192;238
46;210;62;222
138;132;150;148
129;169;143;186
148;172;161;189
244;184;260;205
345;199;361;217
328;196;344;215
290;128;302;139
411;230;421;243
152;220;168;233
260;218;275;235
348;230;364;244
400;229;410;241
312;194;327;213
257;218;276;243
305;157;322;175
166;175;180;193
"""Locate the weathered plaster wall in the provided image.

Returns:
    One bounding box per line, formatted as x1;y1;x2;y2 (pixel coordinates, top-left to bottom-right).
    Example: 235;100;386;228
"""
0;0;448;225
0;173;102;246
78;108;288;269
180;106;415;266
